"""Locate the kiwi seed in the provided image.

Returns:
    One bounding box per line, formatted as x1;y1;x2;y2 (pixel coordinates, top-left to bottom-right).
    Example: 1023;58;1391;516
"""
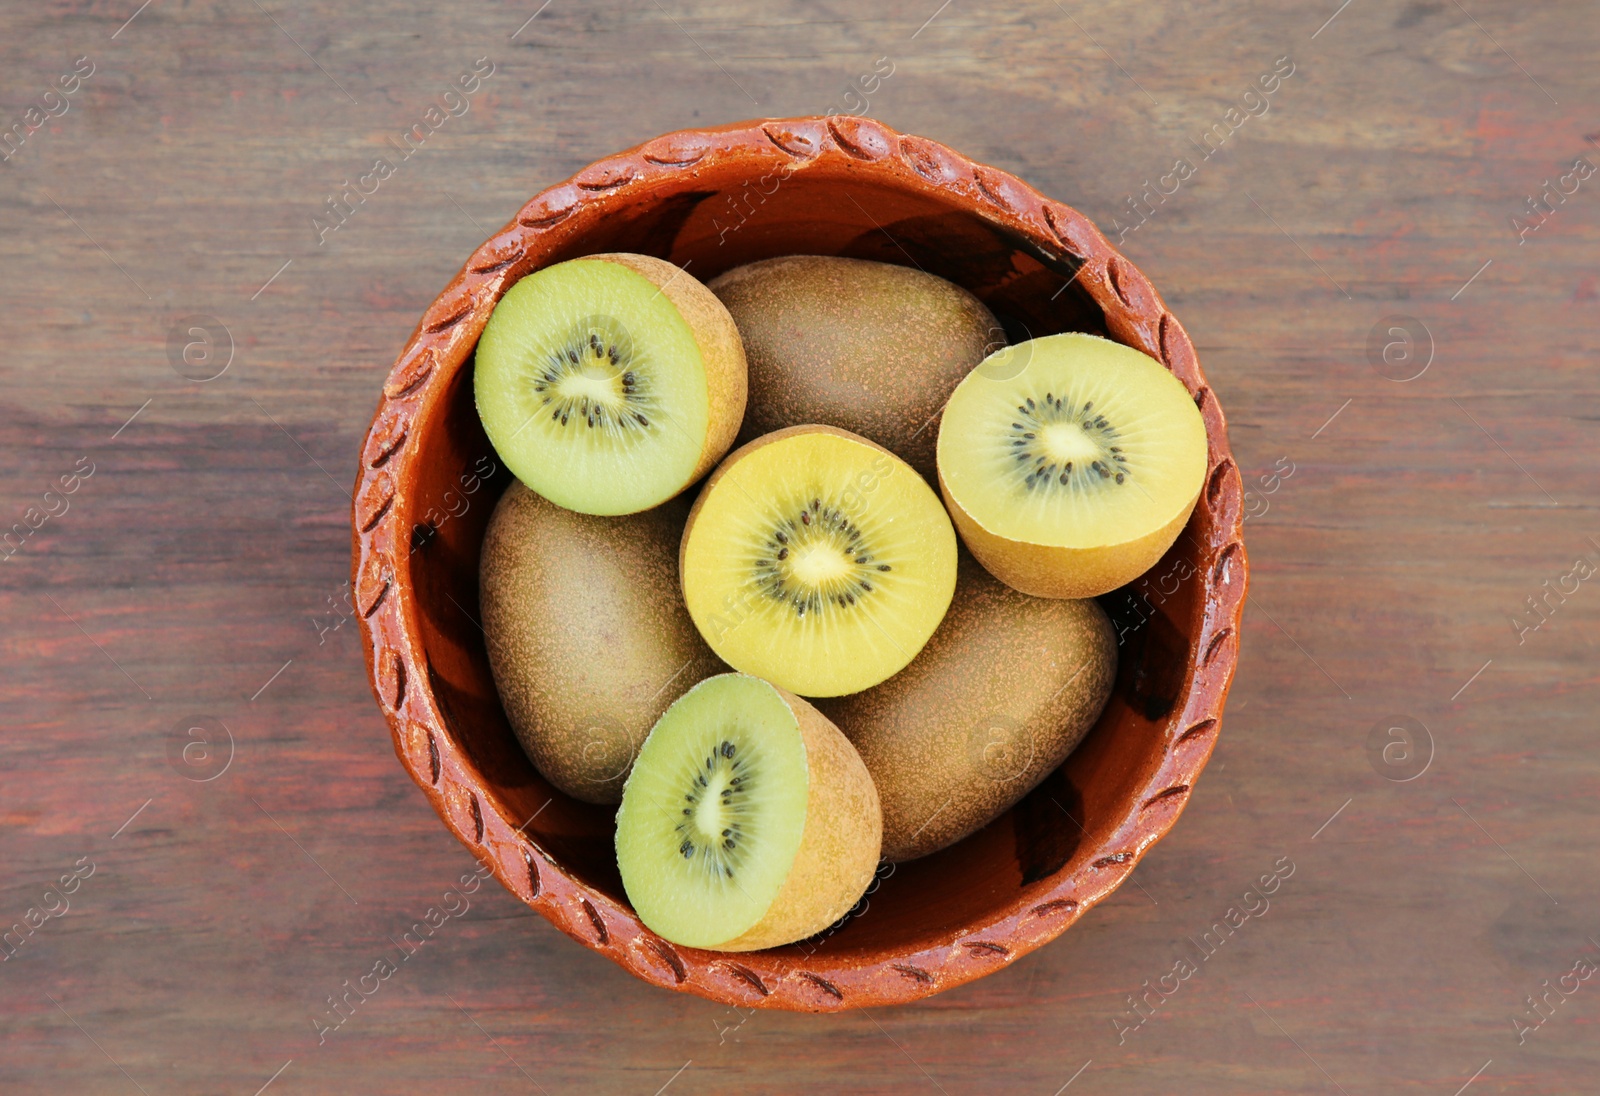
1006;393;1130;493
751;499;888;619
670;739;754;880
528;315;659;434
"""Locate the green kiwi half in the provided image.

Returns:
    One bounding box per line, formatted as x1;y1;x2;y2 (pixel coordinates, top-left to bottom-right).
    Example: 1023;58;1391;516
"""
615;673;881;951
474;253;746;516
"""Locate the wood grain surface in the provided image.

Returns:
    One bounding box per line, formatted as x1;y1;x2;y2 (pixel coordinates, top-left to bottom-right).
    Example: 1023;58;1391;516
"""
2;1;1596;1092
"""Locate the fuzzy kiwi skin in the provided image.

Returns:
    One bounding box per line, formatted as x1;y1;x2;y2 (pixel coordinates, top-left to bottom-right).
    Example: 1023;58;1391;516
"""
590;252;748;490
816;553;1117;862
940;479;1200;599
479;482;726;805
708;255;1000;478
717;683;882;952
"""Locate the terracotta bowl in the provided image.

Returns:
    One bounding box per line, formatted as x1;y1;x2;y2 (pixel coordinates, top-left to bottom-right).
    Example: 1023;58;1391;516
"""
352;117;1247;1012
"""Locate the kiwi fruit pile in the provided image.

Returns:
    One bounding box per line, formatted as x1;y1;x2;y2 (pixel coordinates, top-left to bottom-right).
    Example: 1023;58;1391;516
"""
473;253;1206;952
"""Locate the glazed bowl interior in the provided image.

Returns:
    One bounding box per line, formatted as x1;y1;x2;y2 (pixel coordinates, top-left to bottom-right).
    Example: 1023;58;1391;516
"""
409;166;1199;954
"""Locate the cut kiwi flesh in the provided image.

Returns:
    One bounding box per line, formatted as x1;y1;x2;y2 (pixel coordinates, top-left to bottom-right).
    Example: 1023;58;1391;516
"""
615;673;881;951
474;254;745;516
937;333;1207;598
680;425;958;698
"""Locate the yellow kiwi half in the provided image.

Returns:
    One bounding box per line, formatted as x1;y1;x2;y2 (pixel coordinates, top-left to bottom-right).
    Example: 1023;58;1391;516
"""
479;482;726;804
817;553;1117;861
680;425;958;698
937;333;1207;598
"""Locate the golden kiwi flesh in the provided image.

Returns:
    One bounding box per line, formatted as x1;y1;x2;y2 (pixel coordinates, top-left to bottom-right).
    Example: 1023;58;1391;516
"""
937;333;1208;598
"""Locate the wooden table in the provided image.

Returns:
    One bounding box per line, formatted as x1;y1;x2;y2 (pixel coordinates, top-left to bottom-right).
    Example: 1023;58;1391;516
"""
3;2;1595;1092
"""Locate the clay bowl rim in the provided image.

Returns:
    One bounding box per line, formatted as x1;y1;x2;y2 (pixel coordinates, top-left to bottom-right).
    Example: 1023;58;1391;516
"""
351;116;1248;1013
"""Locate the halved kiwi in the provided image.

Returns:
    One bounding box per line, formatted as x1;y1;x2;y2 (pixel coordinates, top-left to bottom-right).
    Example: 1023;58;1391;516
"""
937;333;1208;598
474;253;746;516
679;425;958;697
615;672;881;951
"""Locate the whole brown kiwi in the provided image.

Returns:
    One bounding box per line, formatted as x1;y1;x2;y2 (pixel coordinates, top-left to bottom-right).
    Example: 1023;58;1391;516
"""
707;255;1002;478
816;553;1117;861
479;481;726;804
